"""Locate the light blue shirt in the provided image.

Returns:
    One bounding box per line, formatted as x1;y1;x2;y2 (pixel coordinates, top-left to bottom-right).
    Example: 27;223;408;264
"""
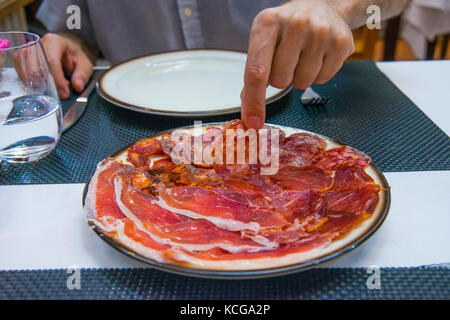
37;0;283;64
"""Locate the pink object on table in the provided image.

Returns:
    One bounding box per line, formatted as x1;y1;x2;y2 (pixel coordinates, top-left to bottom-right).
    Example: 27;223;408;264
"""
0;38;11;49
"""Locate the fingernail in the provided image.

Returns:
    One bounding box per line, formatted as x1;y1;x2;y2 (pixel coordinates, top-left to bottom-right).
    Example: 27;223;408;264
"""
246;116;262;130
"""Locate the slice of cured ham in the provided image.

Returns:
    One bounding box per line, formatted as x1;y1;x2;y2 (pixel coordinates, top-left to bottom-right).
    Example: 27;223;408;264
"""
127;137;164;170
222;169;328;227
312;146;371;171
279;132;327;167
326;165;380;214
223;169;283;196
114;175;275;252
327;186;380;214
156;184;289;233
85;159;126;231
269;166;333;191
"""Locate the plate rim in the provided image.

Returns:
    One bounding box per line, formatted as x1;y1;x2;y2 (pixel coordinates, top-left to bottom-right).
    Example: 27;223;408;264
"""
83;122;391;279
96;49;292;117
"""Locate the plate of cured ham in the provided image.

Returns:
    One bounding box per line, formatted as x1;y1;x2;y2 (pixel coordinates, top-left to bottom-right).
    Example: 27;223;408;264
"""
83;120;390;279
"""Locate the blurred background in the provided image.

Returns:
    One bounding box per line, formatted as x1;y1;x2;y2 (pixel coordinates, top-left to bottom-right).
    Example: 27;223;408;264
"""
1;0;449;61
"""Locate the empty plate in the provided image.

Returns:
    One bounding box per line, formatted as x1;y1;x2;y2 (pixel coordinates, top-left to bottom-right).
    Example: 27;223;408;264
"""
96;50;291;117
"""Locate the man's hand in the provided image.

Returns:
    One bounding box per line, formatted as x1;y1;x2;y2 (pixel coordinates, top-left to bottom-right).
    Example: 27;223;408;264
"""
41;33;96;99
241;0;355;129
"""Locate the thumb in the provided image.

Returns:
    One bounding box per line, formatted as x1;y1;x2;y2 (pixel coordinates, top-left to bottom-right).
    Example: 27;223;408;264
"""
71;56;93;92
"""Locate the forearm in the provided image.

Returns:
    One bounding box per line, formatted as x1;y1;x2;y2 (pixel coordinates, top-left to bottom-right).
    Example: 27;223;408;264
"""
326;0;411;29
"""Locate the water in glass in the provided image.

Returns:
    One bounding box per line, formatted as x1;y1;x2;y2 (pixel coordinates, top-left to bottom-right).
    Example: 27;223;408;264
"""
0;32;62;163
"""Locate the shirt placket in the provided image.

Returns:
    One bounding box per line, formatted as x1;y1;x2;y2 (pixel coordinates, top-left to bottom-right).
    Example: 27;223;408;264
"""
176;0;205;49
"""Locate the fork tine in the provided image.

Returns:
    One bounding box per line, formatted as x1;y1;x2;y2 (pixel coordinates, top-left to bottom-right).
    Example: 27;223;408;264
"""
310;98;321;106
300;87;329;106
301;91;329;106
313;98;328;105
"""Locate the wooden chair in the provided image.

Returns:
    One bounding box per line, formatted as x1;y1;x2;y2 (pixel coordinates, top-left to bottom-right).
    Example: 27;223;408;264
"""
426;34;449;60
0;0;34;31
349;26;379;60
383;16;402;61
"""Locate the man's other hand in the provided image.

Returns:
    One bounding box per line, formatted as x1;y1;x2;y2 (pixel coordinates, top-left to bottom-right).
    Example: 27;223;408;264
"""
41;33;95;99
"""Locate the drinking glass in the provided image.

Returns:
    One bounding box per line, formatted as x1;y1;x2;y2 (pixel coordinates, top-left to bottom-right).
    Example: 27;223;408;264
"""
0;31;62;163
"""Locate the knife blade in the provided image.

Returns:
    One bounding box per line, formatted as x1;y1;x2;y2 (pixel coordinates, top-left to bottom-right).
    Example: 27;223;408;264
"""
62;69;105;133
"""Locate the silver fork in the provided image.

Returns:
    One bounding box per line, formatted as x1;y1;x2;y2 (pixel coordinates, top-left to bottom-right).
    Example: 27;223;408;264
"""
300;87;329;106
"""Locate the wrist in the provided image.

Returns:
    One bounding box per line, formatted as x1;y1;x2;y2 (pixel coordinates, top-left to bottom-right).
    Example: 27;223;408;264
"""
325;0;359;28
288;0;358;27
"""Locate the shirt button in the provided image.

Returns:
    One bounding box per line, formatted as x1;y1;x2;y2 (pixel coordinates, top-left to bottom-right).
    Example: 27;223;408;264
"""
184;8;192;17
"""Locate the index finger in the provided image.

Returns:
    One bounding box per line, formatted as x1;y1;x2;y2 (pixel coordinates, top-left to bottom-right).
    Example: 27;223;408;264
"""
242;12;279;130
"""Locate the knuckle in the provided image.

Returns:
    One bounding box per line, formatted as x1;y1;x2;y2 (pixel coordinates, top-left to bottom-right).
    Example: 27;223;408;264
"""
334;31;353;48
269;75;291;89
246;63;268;84
255;8;278;27
41;34;51;42
334;33;355;56
290;13;308;29
312;22;331;39
42;33;58;43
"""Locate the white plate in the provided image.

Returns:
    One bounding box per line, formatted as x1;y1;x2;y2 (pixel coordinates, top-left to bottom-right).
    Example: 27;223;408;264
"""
97;50;291;117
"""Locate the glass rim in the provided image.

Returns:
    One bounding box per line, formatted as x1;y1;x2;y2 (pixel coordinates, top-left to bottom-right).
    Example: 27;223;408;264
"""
0;31;40;52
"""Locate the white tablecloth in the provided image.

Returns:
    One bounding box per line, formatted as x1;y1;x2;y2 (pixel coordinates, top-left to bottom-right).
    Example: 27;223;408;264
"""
1;61;449;271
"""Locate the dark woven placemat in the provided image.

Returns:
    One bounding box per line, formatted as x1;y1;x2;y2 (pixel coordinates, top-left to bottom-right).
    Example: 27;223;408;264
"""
1;60;449;185
1;267;448;300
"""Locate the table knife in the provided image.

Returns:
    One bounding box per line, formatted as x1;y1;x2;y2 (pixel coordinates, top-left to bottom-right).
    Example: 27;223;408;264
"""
62;68;107;133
